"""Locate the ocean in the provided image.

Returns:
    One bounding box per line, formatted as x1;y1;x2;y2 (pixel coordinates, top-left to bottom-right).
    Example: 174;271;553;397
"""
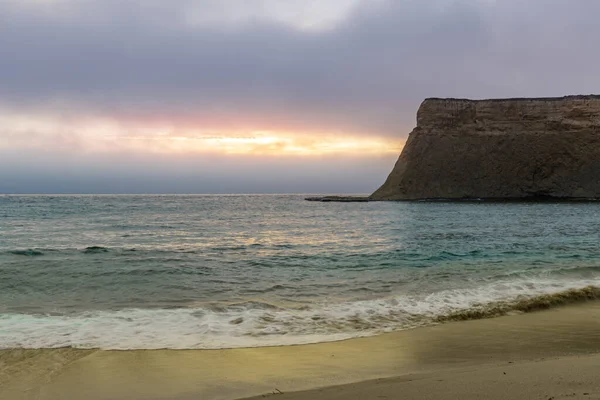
1;194;599;350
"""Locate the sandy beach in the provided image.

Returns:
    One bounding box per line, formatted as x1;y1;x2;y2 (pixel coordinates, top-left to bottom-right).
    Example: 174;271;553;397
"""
242;353;600;400
2;301;600;400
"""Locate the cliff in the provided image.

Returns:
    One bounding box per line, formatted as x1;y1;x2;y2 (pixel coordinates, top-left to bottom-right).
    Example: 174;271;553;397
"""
371;95;600;200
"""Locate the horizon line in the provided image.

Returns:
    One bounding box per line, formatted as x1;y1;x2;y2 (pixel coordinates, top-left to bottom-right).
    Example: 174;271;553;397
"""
0;192;371;196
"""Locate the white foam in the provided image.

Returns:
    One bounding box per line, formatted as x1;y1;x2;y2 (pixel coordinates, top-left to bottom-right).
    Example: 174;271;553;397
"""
1;276;599;350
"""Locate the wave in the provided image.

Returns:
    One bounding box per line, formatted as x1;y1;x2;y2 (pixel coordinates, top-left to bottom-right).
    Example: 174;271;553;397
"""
437;286;600;322
7;249;45;256
2;246;187;257
3;247;112;256
82;246;109;254
1;279;599;350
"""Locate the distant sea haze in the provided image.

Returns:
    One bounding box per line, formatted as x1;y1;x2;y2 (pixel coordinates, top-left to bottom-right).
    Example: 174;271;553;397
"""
1;195;600;349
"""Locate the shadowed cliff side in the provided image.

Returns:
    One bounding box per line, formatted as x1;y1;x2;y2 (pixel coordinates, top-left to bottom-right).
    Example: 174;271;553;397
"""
371;95;600;200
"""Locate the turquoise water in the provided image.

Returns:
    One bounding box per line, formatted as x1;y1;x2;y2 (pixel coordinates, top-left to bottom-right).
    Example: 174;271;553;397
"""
1;195;600;349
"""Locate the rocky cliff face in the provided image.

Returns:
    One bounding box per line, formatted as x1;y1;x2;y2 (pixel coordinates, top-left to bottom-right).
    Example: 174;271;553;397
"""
371;95;600;200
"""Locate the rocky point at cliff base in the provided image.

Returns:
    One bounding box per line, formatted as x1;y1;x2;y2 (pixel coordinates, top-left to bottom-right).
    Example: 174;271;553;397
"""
370;95;600;201
305;196;370;202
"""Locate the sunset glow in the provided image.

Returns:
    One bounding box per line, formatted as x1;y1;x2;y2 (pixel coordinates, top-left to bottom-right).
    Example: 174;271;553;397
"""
0;111;403;157
113;132;403;156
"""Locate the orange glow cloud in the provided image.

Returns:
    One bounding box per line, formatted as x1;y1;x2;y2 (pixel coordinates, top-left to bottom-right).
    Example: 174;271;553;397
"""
110;132;403;156
0;111;404;157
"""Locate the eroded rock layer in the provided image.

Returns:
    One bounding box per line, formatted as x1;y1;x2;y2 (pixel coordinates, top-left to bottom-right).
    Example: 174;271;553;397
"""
371;95;600;200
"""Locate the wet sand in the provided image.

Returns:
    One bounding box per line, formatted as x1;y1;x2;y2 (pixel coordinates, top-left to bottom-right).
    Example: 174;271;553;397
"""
2;302;600;400
243;353;600;400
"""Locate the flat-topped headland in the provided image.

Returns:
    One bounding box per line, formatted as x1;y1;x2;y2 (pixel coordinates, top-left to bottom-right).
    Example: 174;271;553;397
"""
371;95;600;201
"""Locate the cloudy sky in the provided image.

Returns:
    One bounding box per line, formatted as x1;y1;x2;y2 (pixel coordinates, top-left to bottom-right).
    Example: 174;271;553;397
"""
2;0;599;193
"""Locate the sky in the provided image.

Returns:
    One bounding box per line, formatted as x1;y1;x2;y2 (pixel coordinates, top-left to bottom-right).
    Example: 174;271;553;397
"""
2;0;600;194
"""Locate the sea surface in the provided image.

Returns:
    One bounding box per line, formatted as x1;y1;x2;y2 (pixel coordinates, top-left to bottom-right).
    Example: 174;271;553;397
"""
1;195;600;349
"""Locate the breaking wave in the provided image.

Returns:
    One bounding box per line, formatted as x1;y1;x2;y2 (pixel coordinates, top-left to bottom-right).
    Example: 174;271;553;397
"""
437;286;600;322
1;280;598;350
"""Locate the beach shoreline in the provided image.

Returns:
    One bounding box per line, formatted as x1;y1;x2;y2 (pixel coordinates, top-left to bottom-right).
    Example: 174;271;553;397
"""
2;301;600;400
